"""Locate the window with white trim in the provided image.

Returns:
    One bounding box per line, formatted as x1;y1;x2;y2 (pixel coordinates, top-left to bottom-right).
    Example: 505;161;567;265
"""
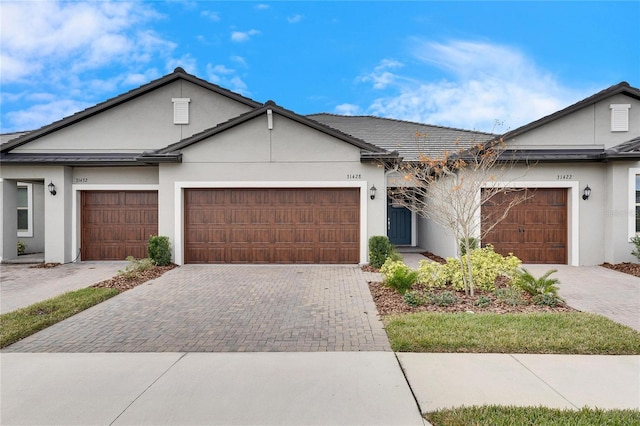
610;104;631;132
17;182;33;237
172;98;191;124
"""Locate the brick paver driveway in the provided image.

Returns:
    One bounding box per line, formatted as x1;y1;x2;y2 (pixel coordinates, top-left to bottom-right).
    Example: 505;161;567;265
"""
4;265;391;352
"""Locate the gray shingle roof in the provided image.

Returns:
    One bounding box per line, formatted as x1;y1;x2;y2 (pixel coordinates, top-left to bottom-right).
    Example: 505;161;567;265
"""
307;114;495;161
606;136;640;159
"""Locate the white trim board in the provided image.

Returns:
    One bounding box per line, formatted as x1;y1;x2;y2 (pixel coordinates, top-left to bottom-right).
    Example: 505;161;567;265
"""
173;181;369;265
629;168;640;240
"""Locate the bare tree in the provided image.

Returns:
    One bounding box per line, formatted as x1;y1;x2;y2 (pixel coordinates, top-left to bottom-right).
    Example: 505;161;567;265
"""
388;133;531;296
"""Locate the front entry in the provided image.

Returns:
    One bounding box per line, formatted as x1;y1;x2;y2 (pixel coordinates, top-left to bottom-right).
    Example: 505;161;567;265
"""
387;202;412;245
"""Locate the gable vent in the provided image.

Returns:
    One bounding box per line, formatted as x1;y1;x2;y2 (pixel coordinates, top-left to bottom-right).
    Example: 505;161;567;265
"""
172;98;191;124
610;104;631;132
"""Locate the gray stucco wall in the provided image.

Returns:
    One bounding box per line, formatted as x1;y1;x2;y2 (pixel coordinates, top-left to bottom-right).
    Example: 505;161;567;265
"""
12;80;254;153
158;112;387;264
506;94;640;150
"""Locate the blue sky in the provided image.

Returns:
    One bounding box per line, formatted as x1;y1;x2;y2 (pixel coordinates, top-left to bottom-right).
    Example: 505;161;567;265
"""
1;1;639;134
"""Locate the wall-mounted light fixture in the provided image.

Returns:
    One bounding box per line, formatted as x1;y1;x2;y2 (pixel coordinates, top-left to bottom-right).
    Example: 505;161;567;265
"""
369;185;377;200
48;181;57;196
582;185;591;200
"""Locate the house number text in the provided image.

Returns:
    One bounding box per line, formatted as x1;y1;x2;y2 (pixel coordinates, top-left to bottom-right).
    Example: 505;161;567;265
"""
75;177;88;183
346;174;361;180
556;174;572;180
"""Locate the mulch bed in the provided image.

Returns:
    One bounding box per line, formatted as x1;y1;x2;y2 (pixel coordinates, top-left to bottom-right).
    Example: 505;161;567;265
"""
91;264;177;293
368;281;576;316
367;251;578;316
367;252;640;316
601;262;640;278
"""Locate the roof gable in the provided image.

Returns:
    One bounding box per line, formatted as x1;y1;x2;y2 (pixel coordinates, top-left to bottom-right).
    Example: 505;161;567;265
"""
144;102;392;161
503;81;640;140
1;68;263;153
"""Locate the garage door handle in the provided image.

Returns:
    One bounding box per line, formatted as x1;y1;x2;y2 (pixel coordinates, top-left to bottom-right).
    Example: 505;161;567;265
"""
551;244;565;248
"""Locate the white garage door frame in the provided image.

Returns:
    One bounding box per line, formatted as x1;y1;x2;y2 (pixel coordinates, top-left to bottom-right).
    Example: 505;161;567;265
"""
174;181;369;265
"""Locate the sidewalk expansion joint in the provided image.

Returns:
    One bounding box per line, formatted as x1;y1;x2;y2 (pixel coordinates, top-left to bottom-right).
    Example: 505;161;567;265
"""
109;353;188;426
509;354;578;409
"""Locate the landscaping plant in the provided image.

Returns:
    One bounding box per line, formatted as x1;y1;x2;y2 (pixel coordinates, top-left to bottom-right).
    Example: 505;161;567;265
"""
118;256;155;279
368;236;399;268
443;246;521;293
631;235;640;262
384;265;418;295
416;260;448;289
148;235;172;266
514;268;564;306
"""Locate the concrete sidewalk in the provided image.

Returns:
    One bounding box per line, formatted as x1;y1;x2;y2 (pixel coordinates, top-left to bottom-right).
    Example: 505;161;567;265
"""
398;353;640;413
0;352;426;426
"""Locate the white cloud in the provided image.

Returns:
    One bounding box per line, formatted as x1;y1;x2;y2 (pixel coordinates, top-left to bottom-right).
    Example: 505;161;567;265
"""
335;104;362;115
230;56;248;67
231;29;260;42
206;63;249;95
5;99;92;131
255;4;270;10
358;40;584;132
357;59;404;89
0;1;165;82
200;10;220;21
287;14;303;24
0;1;184;131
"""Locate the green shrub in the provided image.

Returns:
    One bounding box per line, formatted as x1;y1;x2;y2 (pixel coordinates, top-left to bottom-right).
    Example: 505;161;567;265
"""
494;287;526;306
459;237;478;256
416;260;448;289
513;268;562;299
380;258;407;281
443;246;521;292
118;256;155;279
631;236;640;261
148;235;171;266
403;291;426;307
385;267;418;295
368;236;399;268
533;293;561;307
17;241;26;255
474;295;492;308
428;290;458;307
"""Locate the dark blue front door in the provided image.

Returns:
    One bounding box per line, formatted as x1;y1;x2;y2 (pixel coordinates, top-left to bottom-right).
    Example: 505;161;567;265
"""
387;203;412;245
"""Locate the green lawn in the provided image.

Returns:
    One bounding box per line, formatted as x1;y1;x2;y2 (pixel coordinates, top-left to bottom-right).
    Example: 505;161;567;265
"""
384;311;640;354
0;287;118;348
426;406;640;426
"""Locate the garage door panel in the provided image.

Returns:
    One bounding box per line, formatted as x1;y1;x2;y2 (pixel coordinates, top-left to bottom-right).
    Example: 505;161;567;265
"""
81;191;158;261
252;228;271;243
524;210;545;225
545;230;566;244
275;229;295;243
481;188;566;264
295;229;314;243
185;188;359;263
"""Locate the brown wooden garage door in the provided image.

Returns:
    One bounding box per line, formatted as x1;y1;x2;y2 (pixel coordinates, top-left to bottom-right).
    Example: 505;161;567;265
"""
81;191;158;260
481;188;567;264
184;188;360;264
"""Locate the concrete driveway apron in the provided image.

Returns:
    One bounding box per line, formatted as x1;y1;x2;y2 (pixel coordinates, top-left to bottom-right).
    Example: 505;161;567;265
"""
3;264;391;353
